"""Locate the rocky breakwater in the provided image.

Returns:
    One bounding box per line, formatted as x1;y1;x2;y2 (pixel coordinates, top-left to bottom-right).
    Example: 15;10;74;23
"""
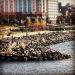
10;46;71;61
0;32;72;61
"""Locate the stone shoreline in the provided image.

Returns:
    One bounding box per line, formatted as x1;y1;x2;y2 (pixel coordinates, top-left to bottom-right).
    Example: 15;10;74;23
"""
0;50;71;61
0;31;75;61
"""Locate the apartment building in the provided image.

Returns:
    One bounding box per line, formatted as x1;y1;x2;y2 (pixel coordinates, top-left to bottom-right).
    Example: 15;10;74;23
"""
16;0;32;13
0;0;16;16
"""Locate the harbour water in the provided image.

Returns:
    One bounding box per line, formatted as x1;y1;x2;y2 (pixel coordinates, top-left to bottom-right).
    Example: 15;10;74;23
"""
0;41;75;75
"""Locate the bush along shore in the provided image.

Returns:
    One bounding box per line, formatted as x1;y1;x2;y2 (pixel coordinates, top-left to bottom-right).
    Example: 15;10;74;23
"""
0;31;74;61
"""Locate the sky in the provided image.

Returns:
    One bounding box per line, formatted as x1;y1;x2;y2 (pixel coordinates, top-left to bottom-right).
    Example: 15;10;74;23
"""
58;0;75;6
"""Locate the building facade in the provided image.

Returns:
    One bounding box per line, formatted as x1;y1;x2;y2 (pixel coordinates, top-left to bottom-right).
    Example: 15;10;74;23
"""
0;0;63;23
32;0;37;14
16;0;47;20
16;0;32;13
16;0;45;16
47;0;58;23
1;0;74;23
16;0;58;23
0;0;16;16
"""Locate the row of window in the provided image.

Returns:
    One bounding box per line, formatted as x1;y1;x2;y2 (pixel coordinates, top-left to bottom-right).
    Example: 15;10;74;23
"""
0;0;46;13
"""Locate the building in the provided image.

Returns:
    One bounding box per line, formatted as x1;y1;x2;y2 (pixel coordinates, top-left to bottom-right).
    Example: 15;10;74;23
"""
0;0;75;23
0;0;16;18
16;0;47;19
46;0;58;23
41;0;47;19
0;0;58;23
32;0;37;14
16;0;37;14
16;0;32;13
16;0;37;15
46;0;75;23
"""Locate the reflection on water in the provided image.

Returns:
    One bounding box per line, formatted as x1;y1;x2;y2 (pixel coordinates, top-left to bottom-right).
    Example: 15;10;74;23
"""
0;41;75;75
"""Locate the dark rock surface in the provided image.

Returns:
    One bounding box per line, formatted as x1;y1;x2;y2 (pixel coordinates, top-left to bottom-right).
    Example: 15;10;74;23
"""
0;31;74;61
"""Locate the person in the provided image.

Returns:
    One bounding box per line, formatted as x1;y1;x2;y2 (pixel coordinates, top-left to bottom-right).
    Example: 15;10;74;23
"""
56;16;60;24
59;15;64;24
21;19;24;26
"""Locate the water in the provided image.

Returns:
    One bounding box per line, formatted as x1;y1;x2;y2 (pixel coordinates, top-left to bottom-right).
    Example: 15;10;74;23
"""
0;41;75;75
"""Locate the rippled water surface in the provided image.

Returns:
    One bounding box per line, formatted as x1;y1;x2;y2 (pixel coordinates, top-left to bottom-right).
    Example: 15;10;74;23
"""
0;41;75;75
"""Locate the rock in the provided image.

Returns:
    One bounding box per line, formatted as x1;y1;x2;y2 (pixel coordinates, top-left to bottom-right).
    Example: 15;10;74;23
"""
24;57;28;61
0;32;72;61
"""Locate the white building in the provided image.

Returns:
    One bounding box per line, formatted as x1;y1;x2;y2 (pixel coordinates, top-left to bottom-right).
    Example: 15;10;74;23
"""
47;0;58;23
